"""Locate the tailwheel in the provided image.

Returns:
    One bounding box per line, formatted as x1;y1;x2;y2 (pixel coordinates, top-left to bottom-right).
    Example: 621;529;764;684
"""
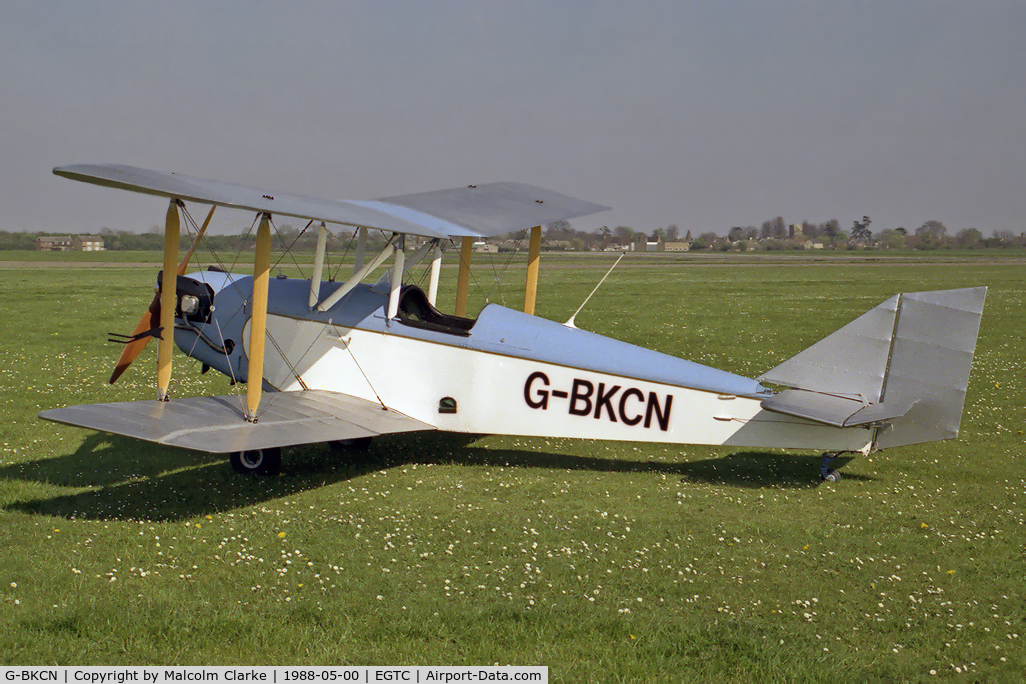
820;452;841;482
230;447;282;476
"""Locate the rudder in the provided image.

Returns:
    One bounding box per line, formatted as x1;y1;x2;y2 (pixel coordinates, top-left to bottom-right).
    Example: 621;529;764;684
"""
874;287;987;448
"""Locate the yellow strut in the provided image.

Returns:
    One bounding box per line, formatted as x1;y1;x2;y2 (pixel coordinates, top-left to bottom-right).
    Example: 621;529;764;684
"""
455;236;474;317
246;213;272;421
157;200;180;401
523;225;542;315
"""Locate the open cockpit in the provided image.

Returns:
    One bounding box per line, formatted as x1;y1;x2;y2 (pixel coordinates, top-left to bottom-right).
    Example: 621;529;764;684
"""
396;285;475;336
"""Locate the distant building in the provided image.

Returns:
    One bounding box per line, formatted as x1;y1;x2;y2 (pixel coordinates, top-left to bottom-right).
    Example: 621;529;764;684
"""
35;235;105;251
633;237;665;252
789;223;804;238
663;241;691;252
35;235;73;251
73;235;105;251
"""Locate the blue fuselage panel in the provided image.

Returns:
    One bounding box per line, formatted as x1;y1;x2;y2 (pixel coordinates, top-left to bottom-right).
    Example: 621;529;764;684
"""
178;273;768;399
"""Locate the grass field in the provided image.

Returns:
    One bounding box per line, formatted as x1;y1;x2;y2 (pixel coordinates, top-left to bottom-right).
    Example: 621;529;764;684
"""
0;253;1022;680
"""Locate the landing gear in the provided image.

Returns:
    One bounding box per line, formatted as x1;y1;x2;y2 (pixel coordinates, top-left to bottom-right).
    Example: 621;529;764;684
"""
820;452;841;482
229;447;282;476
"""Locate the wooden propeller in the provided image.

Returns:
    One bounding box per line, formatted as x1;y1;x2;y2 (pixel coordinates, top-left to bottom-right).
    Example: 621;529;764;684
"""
109;205;215;384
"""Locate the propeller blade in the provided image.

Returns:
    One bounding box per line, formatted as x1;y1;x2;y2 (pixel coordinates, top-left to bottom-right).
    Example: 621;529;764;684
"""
108;294;161;384
108;205;215;384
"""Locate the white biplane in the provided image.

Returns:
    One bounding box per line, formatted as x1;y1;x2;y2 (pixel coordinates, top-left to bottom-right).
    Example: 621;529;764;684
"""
40;164;986;480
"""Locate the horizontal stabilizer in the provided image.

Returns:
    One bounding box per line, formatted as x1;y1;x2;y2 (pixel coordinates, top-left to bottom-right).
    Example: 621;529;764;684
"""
761;389;916;428
38;390;433;453
54;164;609;240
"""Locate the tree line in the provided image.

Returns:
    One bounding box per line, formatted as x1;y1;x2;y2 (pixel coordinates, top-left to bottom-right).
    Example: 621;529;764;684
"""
0;224;373;253
705;218;1024;251
535;218;1024;252
3;218;1023;252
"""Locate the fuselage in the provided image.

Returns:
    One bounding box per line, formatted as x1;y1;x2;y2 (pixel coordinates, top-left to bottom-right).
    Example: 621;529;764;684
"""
174;271;874;452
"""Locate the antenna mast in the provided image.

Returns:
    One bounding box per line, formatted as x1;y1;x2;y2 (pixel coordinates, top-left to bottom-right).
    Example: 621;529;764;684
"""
564;251;626;328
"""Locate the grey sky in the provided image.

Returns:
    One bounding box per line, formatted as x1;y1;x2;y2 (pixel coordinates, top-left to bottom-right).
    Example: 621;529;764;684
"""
3;1;1025;237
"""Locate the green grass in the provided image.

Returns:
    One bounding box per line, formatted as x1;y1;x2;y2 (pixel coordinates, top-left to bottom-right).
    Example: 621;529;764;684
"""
0;250;167;263
0;255;1023;680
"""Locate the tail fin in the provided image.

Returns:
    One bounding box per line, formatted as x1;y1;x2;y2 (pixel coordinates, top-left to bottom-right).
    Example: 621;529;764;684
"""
758;287;987;449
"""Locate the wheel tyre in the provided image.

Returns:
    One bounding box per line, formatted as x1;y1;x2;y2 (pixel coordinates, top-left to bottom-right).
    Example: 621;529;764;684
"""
230;447;282;476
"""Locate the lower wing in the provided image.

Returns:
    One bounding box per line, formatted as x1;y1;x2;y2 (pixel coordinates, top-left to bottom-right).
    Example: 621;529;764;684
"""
38;390;434;453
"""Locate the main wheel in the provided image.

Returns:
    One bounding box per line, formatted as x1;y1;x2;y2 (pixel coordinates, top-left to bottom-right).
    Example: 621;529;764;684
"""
229;447;282;476
820;452;841;482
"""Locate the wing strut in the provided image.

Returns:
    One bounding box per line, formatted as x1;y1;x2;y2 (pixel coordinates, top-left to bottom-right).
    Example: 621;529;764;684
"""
455;236;473;317
111;204;215;384
523;225;542;315
387;236;406;320
354;227;367;272
428;241;442;306
403;238;439;278
316;236;397;312
375;237;441;287
308;221;327;308
157;200;180;401
246;212;272;421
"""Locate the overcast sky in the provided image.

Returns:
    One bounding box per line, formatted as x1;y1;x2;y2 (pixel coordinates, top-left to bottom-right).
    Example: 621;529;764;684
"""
3;1;1024;237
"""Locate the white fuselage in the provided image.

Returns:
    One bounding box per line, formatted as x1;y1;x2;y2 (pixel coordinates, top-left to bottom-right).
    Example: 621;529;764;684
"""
174;272;873;453
241;311;873;453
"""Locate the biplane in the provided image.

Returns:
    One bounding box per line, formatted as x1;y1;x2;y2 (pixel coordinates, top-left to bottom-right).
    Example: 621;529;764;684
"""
40;164;986;481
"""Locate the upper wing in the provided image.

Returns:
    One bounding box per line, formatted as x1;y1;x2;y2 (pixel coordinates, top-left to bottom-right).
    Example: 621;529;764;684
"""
38;390;434;453
54;164;610;239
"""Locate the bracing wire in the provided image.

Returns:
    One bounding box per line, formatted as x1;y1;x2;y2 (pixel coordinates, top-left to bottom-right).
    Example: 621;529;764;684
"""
476;233;527;308
329;228;359;283
271;219;314;278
